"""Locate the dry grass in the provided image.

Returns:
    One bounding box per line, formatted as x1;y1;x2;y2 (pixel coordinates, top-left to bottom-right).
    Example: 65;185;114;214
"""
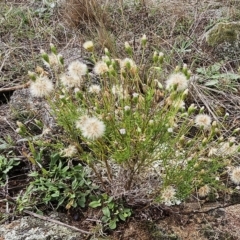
60;0;110;29
96;26;117;55
58;0;118;53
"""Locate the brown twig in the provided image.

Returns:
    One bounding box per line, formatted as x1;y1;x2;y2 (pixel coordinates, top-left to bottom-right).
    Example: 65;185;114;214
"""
4;195;91;235
23;210;91;235
0;81;30;93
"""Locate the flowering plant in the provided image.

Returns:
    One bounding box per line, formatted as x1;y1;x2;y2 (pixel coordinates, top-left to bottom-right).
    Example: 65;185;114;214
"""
27;36;240;208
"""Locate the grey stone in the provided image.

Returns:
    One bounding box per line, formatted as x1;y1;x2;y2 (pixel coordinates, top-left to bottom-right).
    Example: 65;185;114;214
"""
10;88;56;131
0;216;84;240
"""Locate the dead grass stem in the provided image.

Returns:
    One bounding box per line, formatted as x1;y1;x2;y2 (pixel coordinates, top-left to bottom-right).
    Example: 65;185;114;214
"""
60;0;110;29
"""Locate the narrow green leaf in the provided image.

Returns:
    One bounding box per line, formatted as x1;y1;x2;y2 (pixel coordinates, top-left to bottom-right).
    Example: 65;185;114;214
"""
204;79;219;86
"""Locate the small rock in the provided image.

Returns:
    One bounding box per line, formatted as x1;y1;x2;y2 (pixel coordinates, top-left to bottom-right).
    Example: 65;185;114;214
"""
205;21;240;46
0;216;85;240
214;208;225;218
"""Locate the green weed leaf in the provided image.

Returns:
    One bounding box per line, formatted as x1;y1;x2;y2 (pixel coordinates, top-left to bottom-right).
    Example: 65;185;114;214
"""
89;200;102;208
109;219;117;230
102;206;110;218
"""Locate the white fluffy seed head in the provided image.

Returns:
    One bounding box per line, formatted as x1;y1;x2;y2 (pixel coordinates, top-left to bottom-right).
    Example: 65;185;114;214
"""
195;114;212;130
218;142;238;156
68;61;88;79
76;115;90;129
76;116;105;140
166;73;188;92
93;61;109;75
198;185;210;197
61;145;78;157
120;58;137;74
230;167;240;185
161;186;176;206
60;73;83;88
30;76;54;97
88;84;101;94
172;99;185;109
